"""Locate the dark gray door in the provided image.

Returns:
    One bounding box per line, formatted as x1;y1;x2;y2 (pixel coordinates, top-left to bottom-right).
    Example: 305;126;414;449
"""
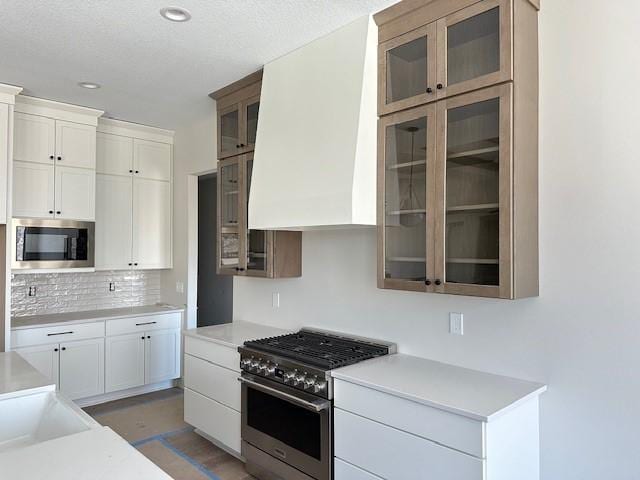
198;173;232;326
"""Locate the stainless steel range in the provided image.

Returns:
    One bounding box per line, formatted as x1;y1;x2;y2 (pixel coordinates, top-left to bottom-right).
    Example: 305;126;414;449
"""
238;328;396;480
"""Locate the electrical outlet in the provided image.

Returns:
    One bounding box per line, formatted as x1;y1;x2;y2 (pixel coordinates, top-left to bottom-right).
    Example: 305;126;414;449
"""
272;293;280;308
109;282;116;292
28;286;37;297
449;312;464;335
176;281;184;294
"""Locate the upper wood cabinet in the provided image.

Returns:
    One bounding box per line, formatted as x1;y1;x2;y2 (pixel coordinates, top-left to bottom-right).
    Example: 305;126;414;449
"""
378;0;514;115
212;70;262;159
376;0;539;299
217;153;301;278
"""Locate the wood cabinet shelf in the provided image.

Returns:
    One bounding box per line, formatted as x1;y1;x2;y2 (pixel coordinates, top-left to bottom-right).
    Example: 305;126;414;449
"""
377;0;539;299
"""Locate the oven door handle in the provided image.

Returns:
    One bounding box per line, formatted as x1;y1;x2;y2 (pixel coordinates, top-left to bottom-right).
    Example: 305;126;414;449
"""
238;376;331;413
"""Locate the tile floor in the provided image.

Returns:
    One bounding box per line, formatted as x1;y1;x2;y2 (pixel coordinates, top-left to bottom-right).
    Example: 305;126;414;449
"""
84;388;253;480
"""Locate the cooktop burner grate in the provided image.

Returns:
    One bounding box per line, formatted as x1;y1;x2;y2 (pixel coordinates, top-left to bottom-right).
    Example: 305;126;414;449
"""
244;331;390;369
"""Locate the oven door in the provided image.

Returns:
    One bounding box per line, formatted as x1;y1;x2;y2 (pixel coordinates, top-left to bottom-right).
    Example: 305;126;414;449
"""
11;218;95;269
240;373;331;480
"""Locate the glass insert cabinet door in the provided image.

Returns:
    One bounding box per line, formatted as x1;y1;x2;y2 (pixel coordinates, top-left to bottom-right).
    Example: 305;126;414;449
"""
218;158;242;273
437;0;512;99
435;83;512;297
379;23;437;115
218;104;240;159
244;98;260;151
244;154;269;276
379;104;436;291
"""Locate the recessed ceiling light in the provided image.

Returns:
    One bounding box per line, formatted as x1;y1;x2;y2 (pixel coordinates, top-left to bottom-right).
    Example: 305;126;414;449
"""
160;6;191;22
78;82;101;89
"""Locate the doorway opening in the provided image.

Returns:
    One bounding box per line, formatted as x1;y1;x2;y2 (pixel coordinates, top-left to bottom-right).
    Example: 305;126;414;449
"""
197;173;232;327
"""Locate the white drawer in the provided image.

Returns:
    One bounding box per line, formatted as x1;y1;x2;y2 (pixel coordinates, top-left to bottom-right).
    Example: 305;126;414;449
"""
334;379;484;458
105;313;181;337
184;336;240;373
335;408;485;480
184;387;241;455
184;354;241;411
11;322;105;348
335;458;383;480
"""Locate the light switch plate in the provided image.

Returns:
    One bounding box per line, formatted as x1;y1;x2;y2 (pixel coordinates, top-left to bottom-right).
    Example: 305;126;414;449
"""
449;312;464;335
272;293;280;308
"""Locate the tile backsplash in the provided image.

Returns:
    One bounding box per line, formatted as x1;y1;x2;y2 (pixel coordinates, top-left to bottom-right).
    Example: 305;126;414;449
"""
11;270;162;317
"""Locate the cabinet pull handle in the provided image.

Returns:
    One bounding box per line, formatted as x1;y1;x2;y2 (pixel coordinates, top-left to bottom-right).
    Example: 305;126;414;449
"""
141;336;146;340
147;335;151;339
49;210;54;214
134;263;138;266
47;331;74;336
135;321;157;326
54;348;59;352
425;279;431;286
426;87;433;94
436;83;443;90
135;170;139;174
129;169;133;173
57;156;62;161
435;279;442;286
61;347;66;351
49;155;54;160
128;263;133;266
56;211;61;215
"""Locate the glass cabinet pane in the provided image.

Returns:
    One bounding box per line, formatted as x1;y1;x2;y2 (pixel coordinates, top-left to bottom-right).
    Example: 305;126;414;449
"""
386;36;428;104
384;116;428;282
220;108;239;155
220;233;240;270
245;158;267;273
220;163;239;227
246;101;260;147
445;98;500;285
447;7;500;86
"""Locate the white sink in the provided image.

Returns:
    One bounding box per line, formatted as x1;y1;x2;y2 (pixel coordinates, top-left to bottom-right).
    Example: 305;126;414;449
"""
0;390;97;453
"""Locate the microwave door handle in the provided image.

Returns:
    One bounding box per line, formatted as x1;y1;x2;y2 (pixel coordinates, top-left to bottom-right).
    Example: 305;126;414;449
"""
237;376;331;413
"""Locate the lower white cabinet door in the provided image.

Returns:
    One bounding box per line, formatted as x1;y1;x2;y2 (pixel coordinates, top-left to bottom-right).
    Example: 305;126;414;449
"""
14;344;60;387
55;165;96;221
335;458;383;480
95;174;133;270
145;329;180;384
12;161;55;218
132;178;171;269
105;333;145;393
59;338;105;400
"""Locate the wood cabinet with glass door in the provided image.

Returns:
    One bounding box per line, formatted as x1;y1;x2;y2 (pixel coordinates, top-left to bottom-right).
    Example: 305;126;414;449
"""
377;0;537;115
217;153;301;278
376;0;538;298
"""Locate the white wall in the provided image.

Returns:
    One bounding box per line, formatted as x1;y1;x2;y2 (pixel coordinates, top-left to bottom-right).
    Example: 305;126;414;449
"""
229;1;640;479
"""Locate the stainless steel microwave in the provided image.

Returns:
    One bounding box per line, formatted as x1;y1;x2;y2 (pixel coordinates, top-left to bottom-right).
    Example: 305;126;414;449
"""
11;218;95;270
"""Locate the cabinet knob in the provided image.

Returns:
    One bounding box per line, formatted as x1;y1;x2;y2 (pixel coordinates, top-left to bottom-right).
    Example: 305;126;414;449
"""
56;211;61;215
49;155;54;160
141;336;145;340
135;170;139;174
134;263;138;266
129;169;133;173
54;348;59;352
49;210;54;214
436;83;443;90
57;156;62;161
236;144;240;148
61;347;66;351
147;335;151;339
425;279;432;286
435;279;442;286
426;87;433;94
128;263;133;266
240;143;245;147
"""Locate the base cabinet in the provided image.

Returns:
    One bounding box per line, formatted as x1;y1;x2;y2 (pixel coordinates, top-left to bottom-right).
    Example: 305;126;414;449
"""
145;329;181;384
105;333;146;393
13;343;60;387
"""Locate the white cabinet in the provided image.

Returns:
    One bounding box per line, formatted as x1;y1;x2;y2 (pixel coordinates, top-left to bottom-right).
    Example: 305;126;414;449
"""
145;329;180;384
55;120;96;169
105;332;145;393
97;133;133;176
0;103;10;223
12;99;102;221
13;113;55;165
58;337;104;400
54;166;95;221
132;178;171;269
13;343;60;386
96;174;133;270
134;139;171;181
95;120;173;271
12;162;55;218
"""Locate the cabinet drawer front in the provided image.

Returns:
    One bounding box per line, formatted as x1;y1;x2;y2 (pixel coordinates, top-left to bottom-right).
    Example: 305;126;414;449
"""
184;336;240;373
335;379;484;457
105;313;181;336
335;408;485;480
184;354;240;411
11;321;105;348
184;388;241;455
335;458;383;480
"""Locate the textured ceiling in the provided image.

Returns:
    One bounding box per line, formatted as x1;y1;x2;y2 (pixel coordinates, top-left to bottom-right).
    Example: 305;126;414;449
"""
0;0;397;129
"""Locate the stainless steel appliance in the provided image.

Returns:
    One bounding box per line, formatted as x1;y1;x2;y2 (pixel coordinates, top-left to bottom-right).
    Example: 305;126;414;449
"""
11;218;95;269
238;328;396;480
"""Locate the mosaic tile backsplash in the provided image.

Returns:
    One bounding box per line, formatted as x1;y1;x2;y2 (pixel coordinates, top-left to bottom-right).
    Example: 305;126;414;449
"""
11;270;162;317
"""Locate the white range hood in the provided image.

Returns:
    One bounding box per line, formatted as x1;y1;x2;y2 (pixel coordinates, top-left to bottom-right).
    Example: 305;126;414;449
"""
249;15;377;230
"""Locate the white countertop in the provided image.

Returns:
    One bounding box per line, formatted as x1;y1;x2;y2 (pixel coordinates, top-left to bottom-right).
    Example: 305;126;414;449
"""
331;353;547;422
183;320;291;348
11;304;184;330
0;352;54;400
0;426;172;480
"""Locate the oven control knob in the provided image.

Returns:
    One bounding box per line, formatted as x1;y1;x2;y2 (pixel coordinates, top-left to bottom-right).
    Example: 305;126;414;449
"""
304;377;316;390
283;371;296;383
250;360;260;371
266;364;276;376
240;358;252;369
258;362;269;374
314;381;328;394
294;374;306;386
